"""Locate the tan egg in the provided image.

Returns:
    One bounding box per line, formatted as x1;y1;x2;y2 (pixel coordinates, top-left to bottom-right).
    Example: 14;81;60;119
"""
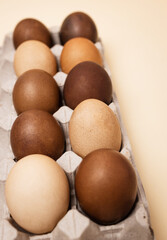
60;37;103;74
69;99;122;158
5;154;70;234
14;40;57;77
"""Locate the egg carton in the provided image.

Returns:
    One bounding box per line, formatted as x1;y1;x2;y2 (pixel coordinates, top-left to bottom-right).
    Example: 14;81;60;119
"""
0;26;154;240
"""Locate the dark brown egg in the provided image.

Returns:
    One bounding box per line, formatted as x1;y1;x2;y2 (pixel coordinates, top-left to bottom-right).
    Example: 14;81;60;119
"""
13;18;53;49
60;12;98;45
63;61;112;109
13;69;60;115
75;149;137;225
10;110;65;160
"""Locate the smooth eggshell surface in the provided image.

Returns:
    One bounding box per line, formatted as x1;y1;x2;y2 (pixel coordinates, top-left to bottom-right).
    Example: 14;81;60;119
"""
13;18;53;49
60;11;98;45
63;61;112;109
5;154;70;234
75;149;137;225
14;40;57;77
10;109;65;160
69;99;121;158
60;37;103;74
13;69;60;115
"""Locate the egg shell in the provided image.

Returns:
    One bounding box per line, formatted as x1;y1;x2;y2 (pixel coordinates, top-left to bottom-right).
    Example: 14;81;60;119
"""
13;69;60;115
69;99;122;158
75;149;137;225
60;11;98;45
14;40;57;77
10;109;65;160
13;18;53;49
63;61;112;109
5;154;70;234
60;37;103;74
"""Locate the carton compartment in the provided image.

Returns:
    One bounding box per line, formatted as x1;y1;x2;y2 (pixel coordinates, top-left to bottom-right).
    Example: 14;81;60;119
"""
0;27;154;240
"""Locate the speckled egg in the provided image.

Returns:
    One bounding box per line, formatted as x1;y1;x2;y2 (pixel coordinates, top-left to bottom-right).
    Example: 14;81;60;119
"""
69;99;121;157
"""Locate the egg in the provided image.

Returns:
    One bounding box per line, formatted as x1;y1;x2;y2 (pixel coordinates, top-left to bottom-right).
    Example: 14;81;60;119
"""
63;61;112;109
5;154;70;234
13;18;53;49
10;109;65;160
60;37;103;74
69;99;121;158
14;40;57;77
60;11;98;45
75;149;137;225
13;69;60;115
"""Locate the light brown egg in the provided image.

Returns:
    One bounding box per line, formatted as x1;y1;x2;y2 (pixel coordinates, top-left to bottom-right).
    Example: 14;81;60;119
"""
5;154;70;234
60;37;103;74
69;99;122;158
14;40;57;77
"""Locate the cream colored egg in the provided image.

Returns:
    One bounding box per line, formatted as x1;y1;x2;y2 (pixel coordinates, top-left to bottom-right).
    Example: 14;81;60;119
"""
14;40;57;77
5;154;69;234
69;99;122;158
60;37;103;74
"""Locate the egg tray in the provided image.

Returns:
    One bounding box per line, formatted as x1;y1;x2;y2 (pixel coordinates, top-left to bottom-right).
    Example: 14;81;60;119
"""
0;26;154;240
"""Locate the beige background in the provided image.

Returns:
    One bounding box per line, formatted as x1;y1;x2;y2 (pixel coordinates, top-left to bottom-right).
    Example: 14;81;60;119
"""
0;0;167;239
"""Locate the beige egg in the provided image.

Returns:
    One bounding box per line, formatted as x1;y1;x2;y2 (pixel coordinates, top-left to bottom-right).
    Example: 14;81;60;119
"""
60;37;103;74
14;40;57;77
69;99;122;158
5;154;70;234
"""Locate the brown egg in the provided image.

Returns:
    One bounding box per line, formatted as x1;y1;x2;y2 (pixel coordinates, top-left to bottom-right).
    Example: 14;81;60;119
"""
13;18;53;49
10;110;65;160
60;12;98;45
14;40;57;77
69;99;121;158
5;154;70;234
60;37;103;74
13;69;60;115
75;149;137;225
63;61;112;109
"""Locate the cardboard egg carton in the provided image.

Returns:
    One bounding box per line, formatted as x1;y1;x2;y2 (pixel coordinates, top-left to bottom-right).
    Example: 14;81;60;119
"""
0;27;154;240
